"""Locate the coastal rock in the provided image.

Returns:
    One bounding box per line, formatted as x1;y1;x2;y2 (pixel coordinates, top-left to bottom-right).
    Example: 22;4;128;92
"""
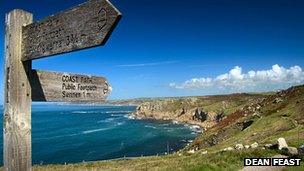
235;144;244;150
252;112;261;118
178;108;186;117
277;138;288;150
264;143;277;149
250;142;259;149
299;144;304;155
273;98;283;104
237;120;254;131
264;144;273;148
282;147;298;156
192;108;208;122
223;147;234;151
201;150;208;155
215;112;225;122
187;149;195;154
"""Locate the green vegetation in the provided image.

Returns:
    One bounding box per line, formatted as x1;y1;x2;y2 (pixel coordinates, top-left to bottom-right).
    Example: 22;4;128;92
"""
191;85;304;152
32;149;278;171
3;85;303;170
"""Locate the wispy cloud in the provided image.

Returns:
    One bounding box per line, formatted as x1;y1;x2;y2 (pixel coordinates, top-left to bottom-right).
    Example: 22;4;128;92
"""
116;60;180;67
170;64;304;92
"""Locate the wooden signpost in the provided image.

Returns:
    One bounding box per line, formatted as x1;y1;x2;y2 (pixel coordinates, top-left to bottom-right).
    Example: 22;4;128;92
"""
22;0;121;61
3;0;121;170
30;70;110;102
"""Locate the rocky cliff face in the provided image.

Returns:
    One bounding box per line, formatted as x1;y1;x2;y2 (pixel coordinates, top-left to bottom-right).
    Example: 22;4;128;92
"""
132;94;267;129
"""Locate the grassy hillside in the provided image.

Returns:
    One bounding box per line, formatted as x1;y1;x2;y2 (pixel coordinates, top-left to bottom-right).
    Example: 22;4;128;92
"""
3;85;303;171
190;85;304;151
132;93;268;129
33;149;280;171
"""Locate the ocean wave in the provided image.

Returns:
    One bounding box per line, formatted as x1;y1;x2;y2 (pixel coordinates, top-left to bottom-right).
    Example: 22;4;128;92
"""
83;121;125;134
110;114;122;117
145;125;157;129
172;120;180;124
97;117;116;123
70;110;134;115
188;125;203;133
71;111;100;114
82;127;111;134
106;110;133;114
115;121;126;126
123;114;136;120
34;133;79;140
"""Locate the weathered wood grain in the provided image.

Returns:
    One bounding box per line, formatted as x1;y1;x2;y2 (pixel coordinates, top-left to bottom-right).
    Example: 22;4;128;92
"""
30;70;111;102
22;0;121;61
4;9;33;171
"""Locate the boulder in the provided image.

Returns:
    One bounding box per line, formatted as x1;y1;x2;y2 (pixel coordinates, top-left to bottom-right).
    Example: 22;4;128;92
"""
277;138;288;150
264;143;278;149
192;108;208;122
299;144;304;155
244;145;250;149
243;120;254;130
282;147;298;156
273;97;283;104
215;112;224;123
201;150;208;155
264;144;273;148
251;142;259;149
223;147;234;151
235;144;244;150
187;149;195;154
252;112;261;118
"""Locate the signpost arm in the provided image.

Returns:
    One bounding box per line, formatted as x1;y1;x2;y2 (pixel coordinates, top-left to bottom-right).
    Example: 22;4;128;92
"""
4;9;33;171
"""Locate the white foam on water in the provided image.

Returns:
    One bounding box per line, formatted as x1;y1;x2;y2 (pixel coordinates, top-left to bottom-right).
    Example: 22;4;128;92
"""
172;120;179;124
82;127;112;134
186;124;203;134
115;121;126;126
106;110;133;114
83;121;126;134
35;133;79;140
145;125;157;129
71;111;100;114
97;117;116;123
70;110;134;115
124;114;136;119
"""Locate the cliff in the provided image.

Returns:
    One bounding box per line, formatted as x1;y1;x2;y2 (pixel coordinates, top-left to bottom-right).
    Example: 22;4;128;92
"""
132;93;267;129
30;85;304;170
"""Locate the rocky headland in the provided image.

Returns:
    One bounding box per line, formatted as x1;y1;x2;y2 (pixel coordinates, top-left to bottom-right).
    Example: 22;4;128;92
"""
31;85;304;170
131;93;267;130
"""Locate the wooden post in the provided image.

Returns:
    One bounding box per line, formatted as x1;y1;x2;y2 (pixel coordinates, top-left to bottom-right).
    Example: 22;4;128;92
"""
4;10;33;171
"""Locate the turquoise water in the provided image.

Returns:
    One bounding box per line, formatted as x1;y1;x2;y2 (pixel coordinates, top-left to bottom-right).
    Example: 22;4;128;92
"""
0;104;197;165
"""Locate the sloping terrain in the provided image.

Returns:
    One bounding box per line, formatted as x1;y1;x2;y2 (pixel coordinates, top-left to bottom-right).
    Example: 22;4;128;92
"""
132;93;268;129
190;85;304;151
5;85;303;171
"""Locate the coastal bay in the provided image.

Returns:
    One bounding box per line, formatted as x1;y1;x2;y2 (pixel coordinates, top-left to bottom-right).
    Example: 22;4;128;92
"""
0;104;197;165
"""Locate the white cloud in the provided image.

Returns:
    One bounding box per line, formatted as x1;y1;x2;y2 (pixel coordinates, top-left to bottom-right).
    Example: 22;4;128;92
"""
170;64;304;91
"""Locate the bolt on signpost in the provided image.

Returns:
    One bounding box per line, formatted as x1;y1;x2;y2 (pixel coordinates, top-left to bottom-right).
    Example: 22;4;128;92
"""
3;0;121;170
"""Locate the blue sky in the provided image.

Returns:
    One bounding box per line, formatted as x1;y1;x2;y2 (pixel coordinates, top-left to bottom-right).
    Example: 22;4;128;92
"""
0;0;304;102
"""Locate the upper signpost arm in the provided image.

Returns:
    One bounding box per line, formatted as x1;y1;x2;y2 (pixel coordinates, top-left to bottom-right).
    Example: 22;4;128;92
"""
21;0;122;61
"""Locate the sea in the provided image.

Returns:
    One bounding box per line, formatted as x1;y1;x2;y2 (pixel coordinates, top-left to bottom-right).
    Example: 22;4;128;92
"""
0;104;198;165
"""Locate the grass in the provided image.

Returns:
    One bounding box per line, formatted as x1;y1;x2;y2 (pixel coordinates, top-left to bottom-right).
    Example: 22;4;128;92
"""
1;85;303;171
31;149;279;171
